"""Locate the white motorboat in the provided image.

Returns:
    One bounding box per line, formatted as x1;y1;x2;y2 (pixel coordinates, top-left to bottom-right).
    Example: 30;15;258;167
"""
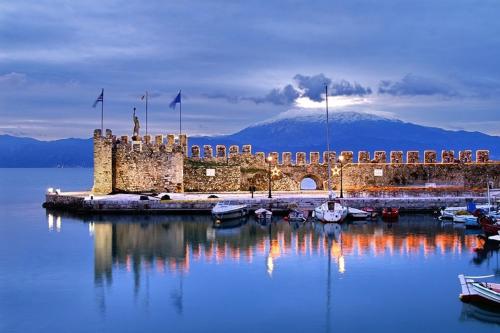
347;207;369;219
459;274;500;305
314;200;348;223
255;208;272;220
441;204;494;219
211;201;248;220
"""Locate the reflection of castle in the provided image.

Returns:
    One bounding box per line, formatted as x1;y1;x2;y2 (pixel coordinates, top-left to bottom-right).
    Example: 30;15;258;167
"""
93;223;188;286
90;217;482;284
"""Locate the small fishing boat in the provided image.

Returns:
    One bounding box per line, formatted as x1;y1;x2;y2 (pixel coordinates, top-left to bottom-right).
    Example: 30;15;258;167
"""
314;200;348;223
441;204;494;220
255;208;272;220
458;274;500;305
382;207;399;220
211;201;248;220
347;207;369;220
286;209;307;222
478;214;500;235
363;207;378;219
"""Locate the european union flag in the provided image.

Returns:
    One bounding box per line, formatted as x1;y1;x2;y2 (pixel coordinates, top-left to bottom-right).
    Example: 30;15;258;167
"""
169;91;181;109
92;89;104;108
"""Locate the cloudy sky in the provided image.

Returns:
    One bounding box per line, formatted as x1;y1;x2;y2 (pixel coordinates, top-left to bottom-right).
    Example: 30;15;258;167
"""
1;0;499;139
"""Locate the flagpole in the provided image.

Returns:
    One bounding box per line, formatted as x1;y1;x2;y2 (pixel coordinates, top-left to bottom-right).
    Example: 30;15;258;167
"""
101;88;104;135
145;91;148;136
179;90;182;136
325;85;332;198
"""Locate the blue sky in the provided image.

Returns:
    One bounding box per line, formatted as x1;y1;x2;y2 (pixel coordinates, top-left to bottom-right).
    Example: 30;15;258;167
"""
1;0;499;139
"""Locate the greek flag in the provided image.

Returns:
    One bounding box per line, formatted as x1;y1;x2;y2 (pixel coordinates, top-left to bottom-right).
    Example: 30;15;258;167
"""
92;89;103;108
169;91;181;109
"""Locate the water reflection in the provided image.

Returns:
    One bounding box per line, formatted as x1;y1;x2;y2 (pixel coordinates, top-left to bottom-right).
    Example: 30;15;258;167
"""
44;212;492;279
460;303;500;326
44;211;500;324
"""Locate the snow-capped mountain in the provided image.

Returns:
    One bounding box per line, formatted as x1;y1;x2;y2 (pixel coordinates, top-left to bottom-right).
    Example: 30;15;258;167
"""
191;111;500;160
0;111;499;166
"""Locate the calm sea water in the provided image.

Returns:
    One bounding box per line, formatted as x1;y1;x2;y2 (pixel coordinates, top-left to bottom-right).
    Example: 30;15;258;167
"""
0;168;499;333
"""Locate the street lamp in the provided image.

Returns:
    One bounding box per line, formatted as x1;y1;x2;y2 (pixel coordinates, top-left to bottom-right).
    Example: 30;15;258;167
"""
338;155;344;198
267;156;273;198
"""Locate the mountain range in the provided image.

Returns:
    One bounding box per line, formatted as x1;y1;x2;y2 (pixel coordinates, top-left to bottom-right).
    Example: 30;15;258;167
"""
1;112;498;167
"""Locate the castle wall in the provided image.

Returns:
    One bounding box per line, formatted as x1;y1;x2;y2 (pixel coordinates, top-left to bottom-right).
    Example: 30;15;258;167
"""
93;130;500;194
92;129;113;194
113;135;185;193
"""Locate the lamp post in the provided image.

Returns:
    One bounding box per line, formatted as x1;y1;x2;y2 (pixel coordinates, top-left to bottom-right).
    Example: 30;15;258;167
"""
338;155;344;198
267;156;273;198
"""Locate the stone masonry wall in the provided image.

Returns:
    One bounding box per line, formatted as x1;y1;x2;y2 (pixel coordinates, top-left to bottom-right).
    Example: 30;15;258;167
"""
93;129;113;194
113;135;185;193
184;145;500;192
93;130;500;194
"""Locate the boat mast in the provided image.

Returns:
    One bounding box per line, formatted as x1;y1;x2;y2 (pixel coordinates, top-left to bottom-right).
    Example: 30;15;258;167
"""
325;85;332;198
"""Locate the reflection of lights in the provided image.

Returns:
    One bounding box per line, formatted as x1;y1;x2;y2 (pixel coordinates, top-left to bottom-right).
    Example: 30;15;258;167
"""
56;216;61;232
270;240;281;257
338;255;345;274
266;255;274;277
88;222;95;236
47;213;54;231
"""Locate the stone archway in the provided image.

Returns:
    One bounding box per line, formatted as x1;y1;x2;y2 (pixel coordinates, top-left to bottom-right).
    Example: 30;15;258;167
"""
299;174;324;190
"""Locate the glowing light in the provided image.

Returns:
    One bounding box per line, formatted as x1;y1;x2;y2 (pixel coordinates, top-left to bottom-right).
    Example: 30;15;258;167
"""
56;215;61;232
47;213;54;230
266;255;274;277
339;255;346;274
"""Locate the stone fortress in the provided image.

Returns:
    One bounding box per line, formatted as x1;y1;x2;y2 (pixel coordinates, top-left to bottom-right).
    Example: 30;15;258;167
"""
92;129;500;195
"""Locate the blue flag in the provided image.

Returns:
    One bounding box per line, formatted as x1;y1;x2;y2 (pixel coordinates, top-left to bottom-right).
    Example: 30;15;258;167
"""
92;89;103;108
169;91;181;109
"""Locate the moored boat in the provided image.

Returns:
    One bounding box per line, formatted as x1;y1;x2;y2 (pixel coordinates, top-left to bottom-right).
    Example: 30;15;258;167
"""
347;207;369;220
440;204;494;220
314;200;348;223
458;274;500;306
211;201;248;220
286;209;307;222
255;208;272;220
363;207;378;219
478;214;500;235
382;207;399;220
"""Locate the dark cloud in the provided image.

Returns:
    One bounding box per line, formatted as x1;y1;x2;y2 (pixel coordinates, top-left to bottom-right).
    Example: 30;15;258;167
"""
378;74;457;97
330;80;372;96
249;84;300;105
293;74;331;102
257;74;372;104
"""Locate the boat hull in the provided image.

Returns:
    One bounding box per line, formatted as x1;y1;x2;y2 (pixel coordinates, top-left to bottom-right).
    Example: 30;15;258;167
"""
212;208;248;220
314;207;348;223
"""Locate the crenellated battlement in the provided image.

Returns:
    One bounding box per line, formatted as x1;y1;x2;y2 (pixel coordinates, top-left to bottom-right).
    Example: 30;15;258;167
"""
93;130;499;194
186;142;491;164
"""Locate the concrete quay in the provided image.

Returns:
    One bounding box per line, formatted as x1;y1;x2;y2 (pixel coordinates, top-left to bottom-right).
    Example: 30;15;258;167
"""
43;190;491;214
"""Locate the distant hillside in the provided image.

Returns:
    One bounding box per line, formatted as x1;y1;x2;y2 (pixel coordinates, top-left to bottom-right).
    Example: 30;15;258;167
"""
1;112;499;167
0;135;92;167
